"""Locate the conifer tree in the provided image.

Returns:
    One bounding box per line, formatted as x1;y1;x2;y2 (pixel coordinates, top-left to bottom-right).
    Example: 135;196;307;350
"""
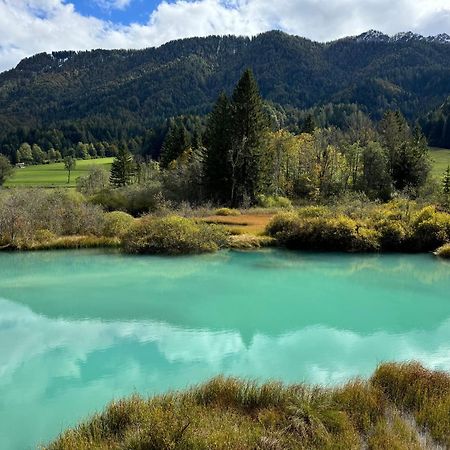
380;111;430;190
204;92;232;203
160;119;190;168
229;69;267;205
110;147;135;187
300;114;316;134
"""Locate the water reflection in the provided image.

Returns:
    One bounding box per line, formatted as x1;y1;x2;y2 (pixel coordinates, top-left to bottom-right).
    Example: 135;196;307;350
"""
0;249;449;449
0;297;449;448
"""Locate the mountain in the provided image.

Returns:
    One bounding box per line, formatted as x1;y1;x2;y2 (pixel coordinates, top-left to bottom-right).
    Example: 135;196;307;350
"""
1;29;450;158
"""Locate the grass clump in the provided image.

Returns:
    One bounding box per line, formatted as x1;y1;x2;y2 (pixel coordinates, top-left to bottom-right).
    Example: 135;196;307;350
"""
122;215;228;255
228;234;274;249
215;207;241;216
372;362;450;446
435;242;450;258
46;362;450;450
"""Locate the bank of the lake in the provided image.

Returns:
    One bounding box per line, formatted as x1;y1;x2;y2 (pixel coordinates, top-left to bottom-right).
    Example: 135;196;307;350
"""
0;249;448;448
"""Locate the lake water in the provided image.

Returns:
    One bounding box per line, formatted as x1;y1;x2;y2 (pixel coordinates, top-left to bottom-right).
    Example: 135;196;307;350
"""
0;249;449;449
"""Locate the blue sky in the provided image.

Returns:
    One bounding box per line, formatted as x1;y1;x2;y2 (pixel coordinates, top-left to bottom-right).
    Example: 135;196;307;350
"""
73;0;160;25
0;0;449;73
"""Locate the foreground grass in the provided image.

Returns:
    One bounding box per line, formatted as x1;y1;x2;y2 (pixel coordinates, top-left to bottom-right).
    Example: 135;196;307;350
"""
5;157;114;187
46;362;449;449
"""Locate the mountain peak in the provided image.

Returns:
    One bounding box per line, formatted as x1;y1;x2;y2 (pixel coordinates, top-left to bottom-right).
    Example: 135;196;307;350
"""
355;30;390;42
351;30;450;45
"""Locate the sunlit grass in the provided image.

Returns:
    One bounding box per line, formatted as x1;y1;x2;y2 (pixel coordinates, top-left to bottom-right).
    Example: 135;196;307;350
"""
5;157;114;188
46;362;449;449
430;147;450;179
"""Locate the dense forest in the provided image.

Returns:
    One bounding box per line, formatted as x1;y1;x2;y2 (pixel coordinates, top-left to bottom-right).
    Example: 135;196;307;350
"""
1;30;450;161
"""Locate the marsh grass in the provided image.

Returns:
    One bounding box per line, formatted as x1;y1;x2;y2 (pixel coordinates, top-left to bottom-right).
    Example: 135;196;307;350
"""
46;362;449;450
435;243;450;258
19;236;121;250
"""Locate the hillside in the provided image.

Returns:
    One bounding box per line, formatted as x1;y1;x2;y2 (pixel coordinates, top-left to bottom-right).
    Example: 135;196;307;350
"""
1;30;450;158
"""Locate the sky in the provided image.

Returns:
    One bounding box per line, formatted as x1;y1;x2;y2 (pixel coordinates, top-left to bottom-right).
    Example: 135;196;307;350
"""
0;0;450;72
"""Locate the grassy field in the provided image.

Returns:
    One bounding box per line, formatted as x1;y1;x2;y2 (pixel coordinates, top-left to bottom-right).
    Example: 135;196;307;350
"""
430;147;450;178
5;157;114;188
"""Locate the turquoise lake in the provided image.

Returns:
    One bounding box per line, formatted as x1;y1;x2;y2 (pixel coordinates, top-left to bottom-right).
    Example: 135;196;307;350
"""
0;249;449;449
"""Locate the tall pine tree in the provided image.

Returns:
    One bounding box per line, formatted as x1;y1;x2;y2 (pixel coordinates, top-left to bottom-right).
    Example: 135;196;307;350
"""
229;69;267;206
110;147;135;187
204;92;233;203
160;119;190;168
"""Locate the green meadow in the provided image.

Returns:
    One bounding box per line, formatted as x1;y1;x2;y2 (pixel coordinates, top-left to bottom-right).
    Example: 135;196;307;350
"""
5;157;114;188
430;147;450;179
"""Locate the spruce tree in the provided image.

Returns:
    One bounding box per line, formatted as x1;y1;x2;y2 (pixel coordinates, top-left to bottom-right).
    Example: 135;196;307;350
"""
229;69;267;205
204;92;233;203
300;114;316;134
380;111;430;190
160;119;190;168
110;147;135;187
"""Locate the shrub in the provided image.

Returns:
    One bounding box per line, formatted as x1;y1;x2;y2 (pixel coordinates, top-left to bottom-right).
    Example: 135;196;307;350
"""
410;206;450;251
266;213;379;252
215;208;241;216
297;205;332;219
102;211;135;238
0;189;105;248
122;215;228;254
375;219;410;251
91;183;163;216
435;243;450;258
257;194;292;209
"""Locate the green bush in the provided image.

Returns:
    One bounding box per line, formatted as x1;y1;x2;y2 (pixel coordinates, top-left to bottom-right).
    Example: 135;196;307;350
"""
91;183;163;216
122;215;228;255
102;211;135;238
266;213;379;252
256;194;292;209
375;219;410;251
215;208;241;216
410;206;450;251
297;205;332;218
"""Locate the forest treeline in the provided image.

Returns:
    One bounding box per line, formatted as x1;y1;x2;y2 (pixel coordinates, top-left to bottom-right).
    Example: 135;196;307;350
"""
1;30;450;161
82;70;442;211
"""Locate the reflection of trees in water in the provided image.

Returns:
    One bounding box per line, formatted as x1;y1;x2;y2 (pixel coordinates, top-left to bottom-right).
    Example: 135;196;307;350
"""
0;250;232;288
252;250;450;284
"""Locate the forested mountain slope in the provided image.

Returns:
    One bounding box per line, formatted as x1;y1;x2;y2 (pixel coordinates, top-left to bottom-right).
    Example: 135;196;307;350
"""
1;30;450;157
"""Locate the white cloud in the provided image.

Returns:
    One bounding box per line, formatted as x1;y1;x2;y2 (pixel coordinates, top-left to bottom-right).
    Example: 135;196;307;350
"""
0;0;450;72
